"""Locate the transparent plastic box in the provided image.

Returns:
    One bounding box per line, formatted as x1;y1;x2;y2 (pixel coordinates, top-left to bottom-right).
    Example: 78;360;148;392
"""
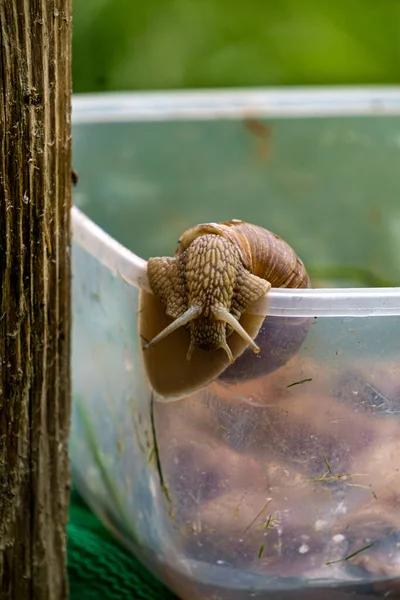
71;88;400;600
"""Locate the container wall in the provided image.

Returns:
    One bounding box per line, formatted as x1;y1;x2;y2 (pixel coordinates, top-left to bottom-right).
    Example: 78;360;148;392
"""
72;113;400;286
70;93;400;598
71;239;400;594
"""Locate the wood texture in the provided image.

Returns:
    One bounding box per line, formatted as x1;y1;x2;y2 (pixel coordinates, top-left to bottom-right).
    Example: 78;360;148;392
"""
0;0;72;597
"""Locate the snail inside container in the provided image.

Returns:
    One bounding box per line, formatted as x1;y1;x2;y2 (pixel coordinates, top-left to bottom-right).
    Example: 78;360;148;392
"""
138;219;311;398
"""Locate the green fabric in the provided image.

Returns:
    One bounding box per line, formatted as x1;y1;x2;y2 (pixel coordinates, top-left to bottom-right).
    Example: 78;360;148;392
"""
67;489;179;600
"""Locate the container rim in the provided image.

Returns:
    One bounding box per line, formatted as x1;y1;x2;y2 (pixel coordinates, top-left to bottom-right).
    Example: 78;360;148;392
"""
71;86;400;124
71;206;400;318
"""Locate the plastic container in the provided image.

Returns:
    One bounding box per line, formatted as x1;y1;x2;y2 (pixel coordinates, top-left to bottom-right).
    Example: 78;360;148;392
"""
70;88;400;599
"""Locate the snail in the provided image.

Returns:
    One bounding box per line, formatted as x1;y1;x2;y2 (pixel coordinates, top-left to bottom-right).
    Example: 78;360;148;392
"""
138;220;310;399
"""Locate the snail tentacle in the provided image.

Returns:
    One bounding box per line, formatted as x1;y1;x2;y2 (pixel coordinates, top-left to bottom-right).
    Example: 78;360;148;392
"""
186;340;196;362
212;306;260;355
144;303;202;350
219;341;234;363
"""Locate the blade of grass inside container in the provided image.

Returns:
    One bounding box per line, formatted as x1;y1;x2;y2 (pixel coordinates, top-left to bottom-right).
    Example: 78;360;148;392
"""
75;397;140;546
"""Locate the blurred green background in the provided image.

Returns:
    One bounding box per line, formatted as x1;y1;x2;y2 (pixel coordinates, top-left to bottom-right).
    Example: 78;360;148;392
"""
73;0;400;93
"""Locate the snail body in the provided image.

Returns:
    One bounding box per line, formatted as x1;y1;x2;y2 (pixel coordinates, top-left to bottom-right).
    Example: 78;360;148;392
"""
139;220;310;398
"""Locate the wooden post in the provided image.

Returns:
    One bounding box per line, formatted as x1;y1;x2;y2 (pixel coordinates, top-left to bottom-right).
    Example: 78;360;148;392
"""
0;0;72;598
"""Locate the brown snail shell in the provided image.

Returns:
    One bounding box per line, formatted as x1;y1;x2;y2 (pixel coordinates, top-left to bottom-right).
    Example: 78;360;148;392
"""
218;314;311;384
138;220;310;399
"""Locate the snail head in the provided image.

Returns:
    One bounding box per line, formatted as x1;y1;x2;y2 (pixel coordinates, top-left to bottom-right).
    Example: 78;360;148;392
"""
144;234;270;363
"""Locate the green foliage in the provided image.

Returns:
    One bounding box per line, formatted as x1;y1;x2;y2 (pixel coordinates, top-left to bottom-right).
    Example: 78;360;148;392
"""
72;0;400;93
